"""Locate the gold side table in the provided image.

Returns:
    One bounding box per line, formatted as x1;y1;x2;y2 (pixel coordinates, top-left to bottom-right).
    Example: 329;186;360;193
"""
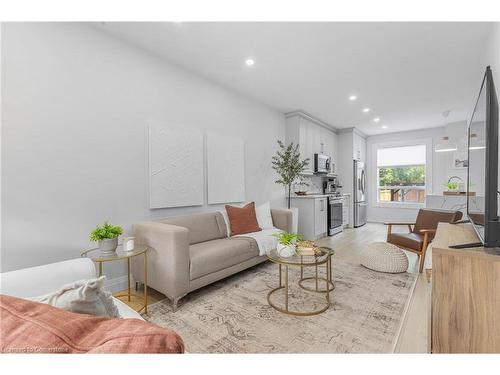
266;247;333;316
81;244;149;314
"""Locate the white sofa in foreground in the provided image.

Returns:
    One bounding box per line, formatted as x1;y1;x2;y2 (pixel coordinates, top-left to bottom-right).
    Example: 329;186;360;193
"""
0;258;143;320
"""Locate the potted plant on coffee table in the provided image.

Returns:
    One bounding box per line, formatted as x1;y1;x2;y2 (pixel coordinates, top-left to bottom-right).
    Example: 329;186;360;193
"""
272;232;303;258
90;221;124;255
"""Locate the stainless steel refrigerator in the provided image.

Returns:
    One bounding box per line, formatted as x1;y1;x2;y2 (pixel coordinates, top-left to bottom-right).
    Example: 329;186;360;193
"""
353;160;367;227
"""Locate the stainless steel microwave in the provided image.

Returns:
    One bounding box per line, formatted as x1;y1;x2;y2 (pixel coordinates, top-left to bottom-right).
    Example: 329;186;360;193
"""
314;153;331;174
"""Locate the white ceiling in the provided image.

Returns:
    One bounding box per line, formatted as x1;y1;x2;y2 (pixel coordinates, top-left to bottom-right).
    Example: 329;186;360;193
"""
96;22;493;135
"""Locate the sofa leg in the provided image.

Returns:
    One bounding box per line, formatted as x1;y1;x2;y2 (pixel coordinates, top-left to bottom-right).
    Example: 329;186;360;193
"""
172;296;183;312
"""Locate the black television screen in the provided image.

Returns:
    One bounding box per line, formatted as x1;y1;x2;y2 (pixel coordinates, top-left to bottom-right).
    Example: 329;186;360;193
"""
467;66;500;248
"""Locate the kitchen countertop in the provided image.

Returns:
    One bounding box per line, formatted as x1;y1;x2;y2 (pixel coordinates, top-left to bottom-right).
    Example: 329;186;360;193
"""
291;193;350;199
290;194;328;199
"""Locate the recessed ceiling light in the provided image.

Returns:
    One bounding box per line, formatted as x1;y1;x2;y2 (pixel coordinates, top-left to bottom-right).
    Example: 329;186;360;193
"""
362;108;370;113
382;125;388;129
373;117;380;123
349;95;357;101
245;58;255;66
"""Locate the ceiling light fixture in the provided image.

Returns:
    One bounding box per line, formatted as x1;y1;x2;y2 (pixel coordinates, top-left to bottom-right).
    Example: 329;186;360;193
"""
373;117;380;123
435;136;458;153
469;133;486;150
435;110;458;153
245;58;255;66
349;95;357;101
382;125;388;129
362;108;370;113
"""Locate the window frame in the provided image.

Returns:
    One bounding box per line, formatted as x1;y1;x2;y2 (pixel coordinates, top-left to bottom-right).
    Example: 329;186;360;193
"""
369;138;433;209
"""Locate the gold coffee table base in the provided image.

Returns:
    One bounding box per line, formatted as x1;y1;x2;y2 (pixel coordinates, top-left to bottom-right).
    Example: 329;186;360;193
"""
266;248;333;317
298;277;335;293
267;286;330;316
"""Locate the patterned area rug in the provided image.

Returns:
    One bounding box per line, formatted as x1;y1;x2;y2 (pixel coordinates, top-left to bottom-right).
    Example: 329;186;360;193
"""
144;259;417;353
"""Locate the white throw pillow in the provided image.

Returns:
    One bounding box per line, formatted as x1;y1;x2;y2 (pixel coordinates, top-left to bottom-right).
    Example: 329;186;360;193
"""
29;276;120;317
255;201;274;229
219;210;232;237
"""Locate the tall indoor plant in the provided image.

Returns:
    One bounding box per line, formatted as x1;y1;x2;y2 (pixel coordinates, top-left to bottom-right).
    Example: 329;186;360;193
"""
271;140;309;209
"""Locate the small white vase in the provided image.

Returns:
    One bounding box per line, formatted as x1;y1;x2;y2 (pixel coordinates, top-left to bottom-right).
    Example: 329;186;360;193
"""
277;243;296;258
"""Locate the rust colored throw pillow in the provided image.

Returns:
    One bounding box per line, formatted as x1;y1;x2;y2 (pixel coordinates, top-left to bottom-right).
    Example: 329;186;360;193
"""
225;202;262;236
0;294;184;354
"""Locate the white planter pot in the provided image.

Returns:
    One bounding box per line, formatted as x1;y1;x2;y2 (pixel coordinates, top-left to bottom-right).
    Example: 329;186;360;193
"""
277;243;296;258
98;237;118;256
290;207;299;234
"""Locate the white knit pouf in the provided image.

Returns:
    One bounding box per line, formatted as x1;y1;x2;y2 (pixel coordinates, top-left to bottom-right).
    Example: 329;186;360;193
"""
360;242;409;273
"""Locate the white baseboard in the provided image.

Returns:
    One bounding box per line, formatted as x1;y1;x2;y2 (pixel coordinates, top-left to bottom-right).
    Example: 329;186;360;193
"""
104;275;129;293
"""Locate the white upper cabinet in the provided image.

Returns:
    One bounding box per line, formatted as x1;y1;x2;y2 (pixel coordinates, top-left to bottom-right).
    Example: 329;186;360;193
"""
353;131;367;162
285;112;338;175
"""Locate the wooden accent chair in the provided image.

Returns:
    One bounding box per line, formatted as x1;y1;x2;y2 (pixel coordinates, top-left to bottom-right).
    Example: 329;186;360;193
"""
385;209;463;273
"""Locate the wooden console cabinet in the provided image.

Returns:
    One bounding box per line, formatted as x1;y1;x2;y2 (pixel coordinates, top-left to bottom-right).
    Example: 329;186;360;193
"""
431;223;500;353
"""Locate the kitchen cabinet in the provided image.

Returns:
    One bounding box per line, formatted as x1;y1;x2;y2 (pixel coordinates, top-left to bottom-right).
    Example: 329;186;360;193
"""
342;194;350;228
290;196;328;240
285;112;338;175
314;197;328;237
353;132;366;162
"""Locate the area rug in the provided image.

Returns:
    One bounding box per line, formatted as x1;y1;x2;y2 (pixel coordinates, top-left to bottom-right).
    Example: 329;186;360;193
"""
144;259;417;353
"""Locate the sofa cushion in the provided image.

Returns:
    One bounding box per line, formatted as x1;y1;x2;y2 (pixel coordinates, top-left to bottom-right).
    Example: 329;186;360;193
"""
387;232;424;251
158;212;227;245
189;238;259;280
225;202;262;236
0;294;184;353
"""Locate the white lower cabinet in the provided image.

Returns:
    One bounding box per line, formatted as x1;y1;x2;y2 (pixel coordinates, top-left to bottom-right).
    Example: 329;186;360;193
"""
342;194;350;228
291;197;328;240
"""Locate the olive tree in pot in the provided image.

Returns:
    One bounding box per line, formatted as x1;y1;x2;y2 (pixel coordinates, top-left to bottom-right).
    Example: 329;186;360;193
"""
90;221;124;255
271;140;310;209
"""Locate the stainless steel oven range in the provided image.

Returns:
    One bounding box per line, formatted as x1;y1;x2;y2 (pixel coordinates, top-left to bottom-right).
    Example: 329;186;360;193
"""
327;193;343;236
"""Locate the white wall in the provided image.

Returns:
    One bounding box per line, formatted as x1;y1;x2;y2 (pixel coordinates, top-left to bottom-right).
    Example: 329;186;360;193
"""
484;23;500;94
1;23;286;275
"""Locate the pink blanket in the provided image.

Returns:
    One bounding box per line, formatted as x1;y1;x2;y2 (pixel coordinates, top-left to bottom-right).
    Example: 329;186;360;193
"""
0;294;184;354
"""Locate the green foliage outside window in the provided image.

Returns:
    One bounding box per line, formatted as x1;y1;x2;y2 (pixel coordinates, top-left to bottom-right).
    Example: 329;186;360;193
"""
378;165;425;187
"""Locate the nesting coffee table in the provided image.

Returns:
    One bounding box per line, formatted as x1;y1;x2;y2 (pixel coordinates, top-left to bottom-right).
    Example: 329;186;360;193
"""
266;247;334;316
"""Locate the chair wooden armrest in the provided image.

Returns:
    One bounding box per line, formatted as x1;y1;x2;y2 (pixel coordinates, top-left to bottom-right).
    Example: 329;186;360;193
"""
418;228;437;234
385;222;416;240
384;222;416;226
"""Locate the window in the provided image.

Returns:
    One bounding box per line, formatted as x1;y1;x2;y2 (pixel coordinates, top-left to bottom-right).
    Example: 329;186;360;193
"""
376;144;426;204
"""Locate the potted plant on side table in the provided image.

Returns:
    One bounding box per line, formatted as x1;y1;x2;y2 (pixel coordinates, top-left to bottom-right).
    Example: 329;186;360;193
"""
90;221;124;256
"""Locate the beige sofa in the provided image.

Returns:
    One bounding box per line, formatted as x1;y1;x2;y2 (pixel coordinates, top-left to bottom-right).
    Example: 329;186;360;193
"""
131;208;293;311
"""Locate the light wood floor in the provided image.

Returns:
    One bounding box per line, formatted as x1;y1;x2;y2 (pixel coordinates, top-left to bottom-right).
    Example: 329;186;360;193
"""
316;223;431;353
116;222;431;353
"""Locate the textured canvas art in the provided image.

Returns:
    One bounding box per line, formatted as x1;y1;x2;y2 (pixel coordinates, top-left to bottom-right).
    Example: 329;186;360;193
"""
207;133;245;204
149;125;204;208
